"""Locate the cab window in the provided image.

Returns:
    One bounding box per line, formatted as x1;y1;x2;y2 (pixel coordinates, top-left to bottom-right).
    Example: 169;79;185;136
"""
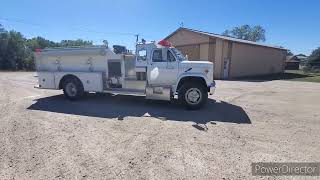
152;49;164;62
167;50;176;62
137;50;147;61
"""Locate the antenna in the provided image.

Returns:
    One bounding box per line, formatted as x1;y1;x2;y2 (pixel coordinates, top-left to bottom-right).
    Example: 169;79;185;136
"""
180;22;184;28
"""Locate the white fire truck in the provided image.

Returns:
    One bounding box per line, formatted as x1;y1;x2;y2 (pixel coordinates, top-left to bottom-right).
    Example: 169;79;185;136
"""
35;40;215;109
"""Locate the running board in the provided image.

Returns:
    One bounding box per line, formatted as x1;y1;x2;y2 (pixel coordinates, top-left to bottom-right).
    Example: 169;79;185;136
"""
103;88;145;96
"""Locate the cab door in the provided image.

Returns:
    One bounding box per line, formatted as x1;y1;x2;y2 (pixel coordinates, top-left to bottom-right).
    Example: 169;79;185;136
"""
165;48;179;84
147;48;179;85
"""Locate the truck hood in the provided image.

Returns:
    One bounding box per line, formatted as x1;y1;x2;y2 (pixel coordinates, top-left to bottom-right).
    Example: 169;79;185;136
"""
179;60;214;83
179;60;213;68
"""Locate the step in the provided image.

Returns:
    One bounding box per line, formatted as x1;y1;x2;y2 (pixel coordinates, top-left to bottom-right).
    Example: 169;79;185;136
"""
103;88;145;96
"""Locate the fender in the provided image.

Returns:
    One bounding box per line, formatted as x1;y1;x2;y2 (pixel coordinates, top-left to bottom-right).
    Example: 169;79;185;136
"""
174;72;210;93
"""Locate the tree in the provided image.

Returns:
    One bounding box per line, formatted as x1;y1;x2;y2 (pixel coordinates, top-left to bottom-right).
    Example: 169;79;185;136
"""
22;48;35;70
26;37;58;51
307;47;320;67
0;24;5;33
0;24;7;69
222;25;266;42
0;24;35;70
286;50;294;56
0;24;104;71
0;25;54;70
0;30;26;70
309;47;320;58
113;45;127;54
59;39;93;47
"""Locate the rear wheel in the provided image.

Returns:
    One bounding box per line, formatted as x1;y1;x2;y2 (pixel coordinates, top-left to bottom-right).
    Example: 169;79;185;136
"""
178;82;208;110
63;77;84;100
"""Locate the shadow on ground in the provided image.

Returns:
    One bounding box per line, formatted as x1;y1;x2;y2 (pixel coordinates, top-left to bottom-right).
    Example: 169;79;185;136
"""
232;72;312;82
27;94;251;126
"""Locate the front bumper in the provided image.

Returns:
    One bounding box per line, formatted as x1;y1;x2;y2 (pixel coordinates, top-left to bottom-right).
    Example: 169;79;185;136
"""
208;81;216;95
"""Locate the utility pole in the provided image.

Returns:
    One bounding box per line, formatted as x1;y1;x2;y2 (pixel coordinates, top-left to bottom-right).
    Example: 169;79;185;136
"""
135;34;139;43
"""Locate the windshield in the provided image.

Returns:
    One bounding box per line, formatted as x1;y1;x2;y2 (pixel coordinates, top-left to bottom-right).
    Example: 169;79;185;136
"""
171;48;187;61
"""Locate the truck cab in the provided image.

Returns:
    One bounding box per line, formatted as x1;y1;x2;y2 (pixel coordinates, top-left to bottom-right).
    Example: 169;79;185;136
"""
35;40;215;109
133;40;215;109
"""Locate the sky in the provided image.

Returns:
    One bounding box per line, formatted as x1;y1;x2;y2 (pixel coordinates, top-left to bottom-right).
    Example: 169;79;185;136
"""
0;0;319;55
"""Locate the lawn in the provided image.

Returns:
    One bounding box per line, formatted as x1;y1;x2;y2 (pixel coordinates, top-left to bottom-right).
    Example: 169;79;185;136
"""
284;70;320;83
234;70;320;83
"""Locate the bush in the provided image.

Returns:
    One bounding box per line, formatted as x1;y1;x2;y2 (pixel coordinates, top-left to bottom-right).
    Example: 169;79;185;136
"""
0;24;94;71
306;47;320;69
311;66;320;73
302;66;311;73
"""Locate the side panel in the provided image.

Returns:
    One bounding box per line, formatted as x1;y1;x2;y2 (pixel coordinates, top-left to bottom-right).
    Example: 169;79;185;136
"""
54;72;103;92
213;39;224;79
37;72;56;89
229;43;286;78
122;80;146;90
175;44;200;60
124;55;136;79
146;86;171;101
36;47;120;73
199;43;209;60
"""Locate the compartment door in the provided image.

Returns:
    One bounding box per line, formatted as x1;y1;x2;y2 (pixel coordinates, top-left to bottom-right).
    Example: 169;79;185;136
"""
37;72;56;89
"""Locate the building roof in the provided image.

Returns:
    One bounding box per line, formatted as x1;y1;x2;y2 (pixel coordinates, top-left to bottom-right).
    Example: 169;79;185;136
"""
286;55;294;60
165;27;286;50
286;54;308;62
286;56;300;62
296;55;308;60
286;60;300;63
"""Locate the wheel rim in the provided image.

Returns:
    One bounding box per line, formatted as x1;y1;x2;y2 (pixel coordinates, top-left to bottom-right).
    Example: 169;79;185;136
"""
185;88;202;105
65;82;77;97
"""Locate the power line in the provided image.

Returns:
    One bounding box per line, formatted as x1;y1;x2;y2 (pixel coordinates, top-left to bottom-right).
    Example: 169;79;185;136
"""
0;17;139;37
0;16;161;48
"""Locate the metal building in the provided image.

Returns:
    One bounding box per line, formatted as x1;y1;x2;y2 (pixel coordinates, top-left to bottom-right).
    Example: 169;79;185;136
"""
165;28;287;79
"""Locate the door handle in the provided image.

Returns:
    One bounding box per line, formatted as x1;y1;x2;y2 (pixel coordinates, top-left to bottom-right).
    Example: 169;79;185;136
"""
167;66;174;69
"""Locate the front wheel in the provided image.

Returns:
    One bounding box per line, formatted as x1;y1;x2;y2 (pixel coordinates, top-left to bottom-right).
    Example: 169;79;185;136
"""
63;77;84;100
178;82;208;110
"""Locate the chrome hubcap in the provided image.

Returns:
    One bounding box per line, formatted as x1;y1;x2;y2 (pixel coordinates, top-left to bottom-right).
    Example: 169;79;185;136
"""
65;82;77;97
185;88;202;105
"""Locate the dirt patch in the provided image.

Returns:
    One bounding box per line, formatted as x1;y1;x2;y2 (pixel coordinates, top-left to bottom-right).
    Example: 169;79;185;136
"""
0;72;319;179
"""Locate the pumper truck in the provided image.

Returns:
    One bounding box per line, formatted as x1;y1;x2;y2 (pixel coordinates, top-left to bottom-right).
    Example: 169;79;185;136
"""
35;40;216;109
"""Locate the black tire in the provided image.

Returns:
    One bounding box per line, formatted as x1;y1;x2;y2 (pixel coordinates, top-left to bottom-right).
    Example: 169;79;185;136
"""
62;77;84;100
178;82;208;110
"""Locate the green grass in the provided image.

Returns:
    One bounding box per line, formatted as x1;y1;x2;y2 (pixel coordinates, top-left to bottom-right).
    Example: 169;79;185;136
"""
284;70;320;83
234;70;320;83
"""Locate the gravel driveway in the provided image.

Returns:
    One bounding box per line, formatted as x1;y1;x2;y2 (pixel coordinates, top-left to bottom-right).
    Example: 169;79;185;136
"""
0;72;319;179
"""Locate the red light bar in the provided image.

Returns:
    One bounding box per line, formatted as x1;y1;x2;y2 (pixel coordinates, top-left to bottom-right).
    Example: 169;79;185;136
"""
158;40;172;47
